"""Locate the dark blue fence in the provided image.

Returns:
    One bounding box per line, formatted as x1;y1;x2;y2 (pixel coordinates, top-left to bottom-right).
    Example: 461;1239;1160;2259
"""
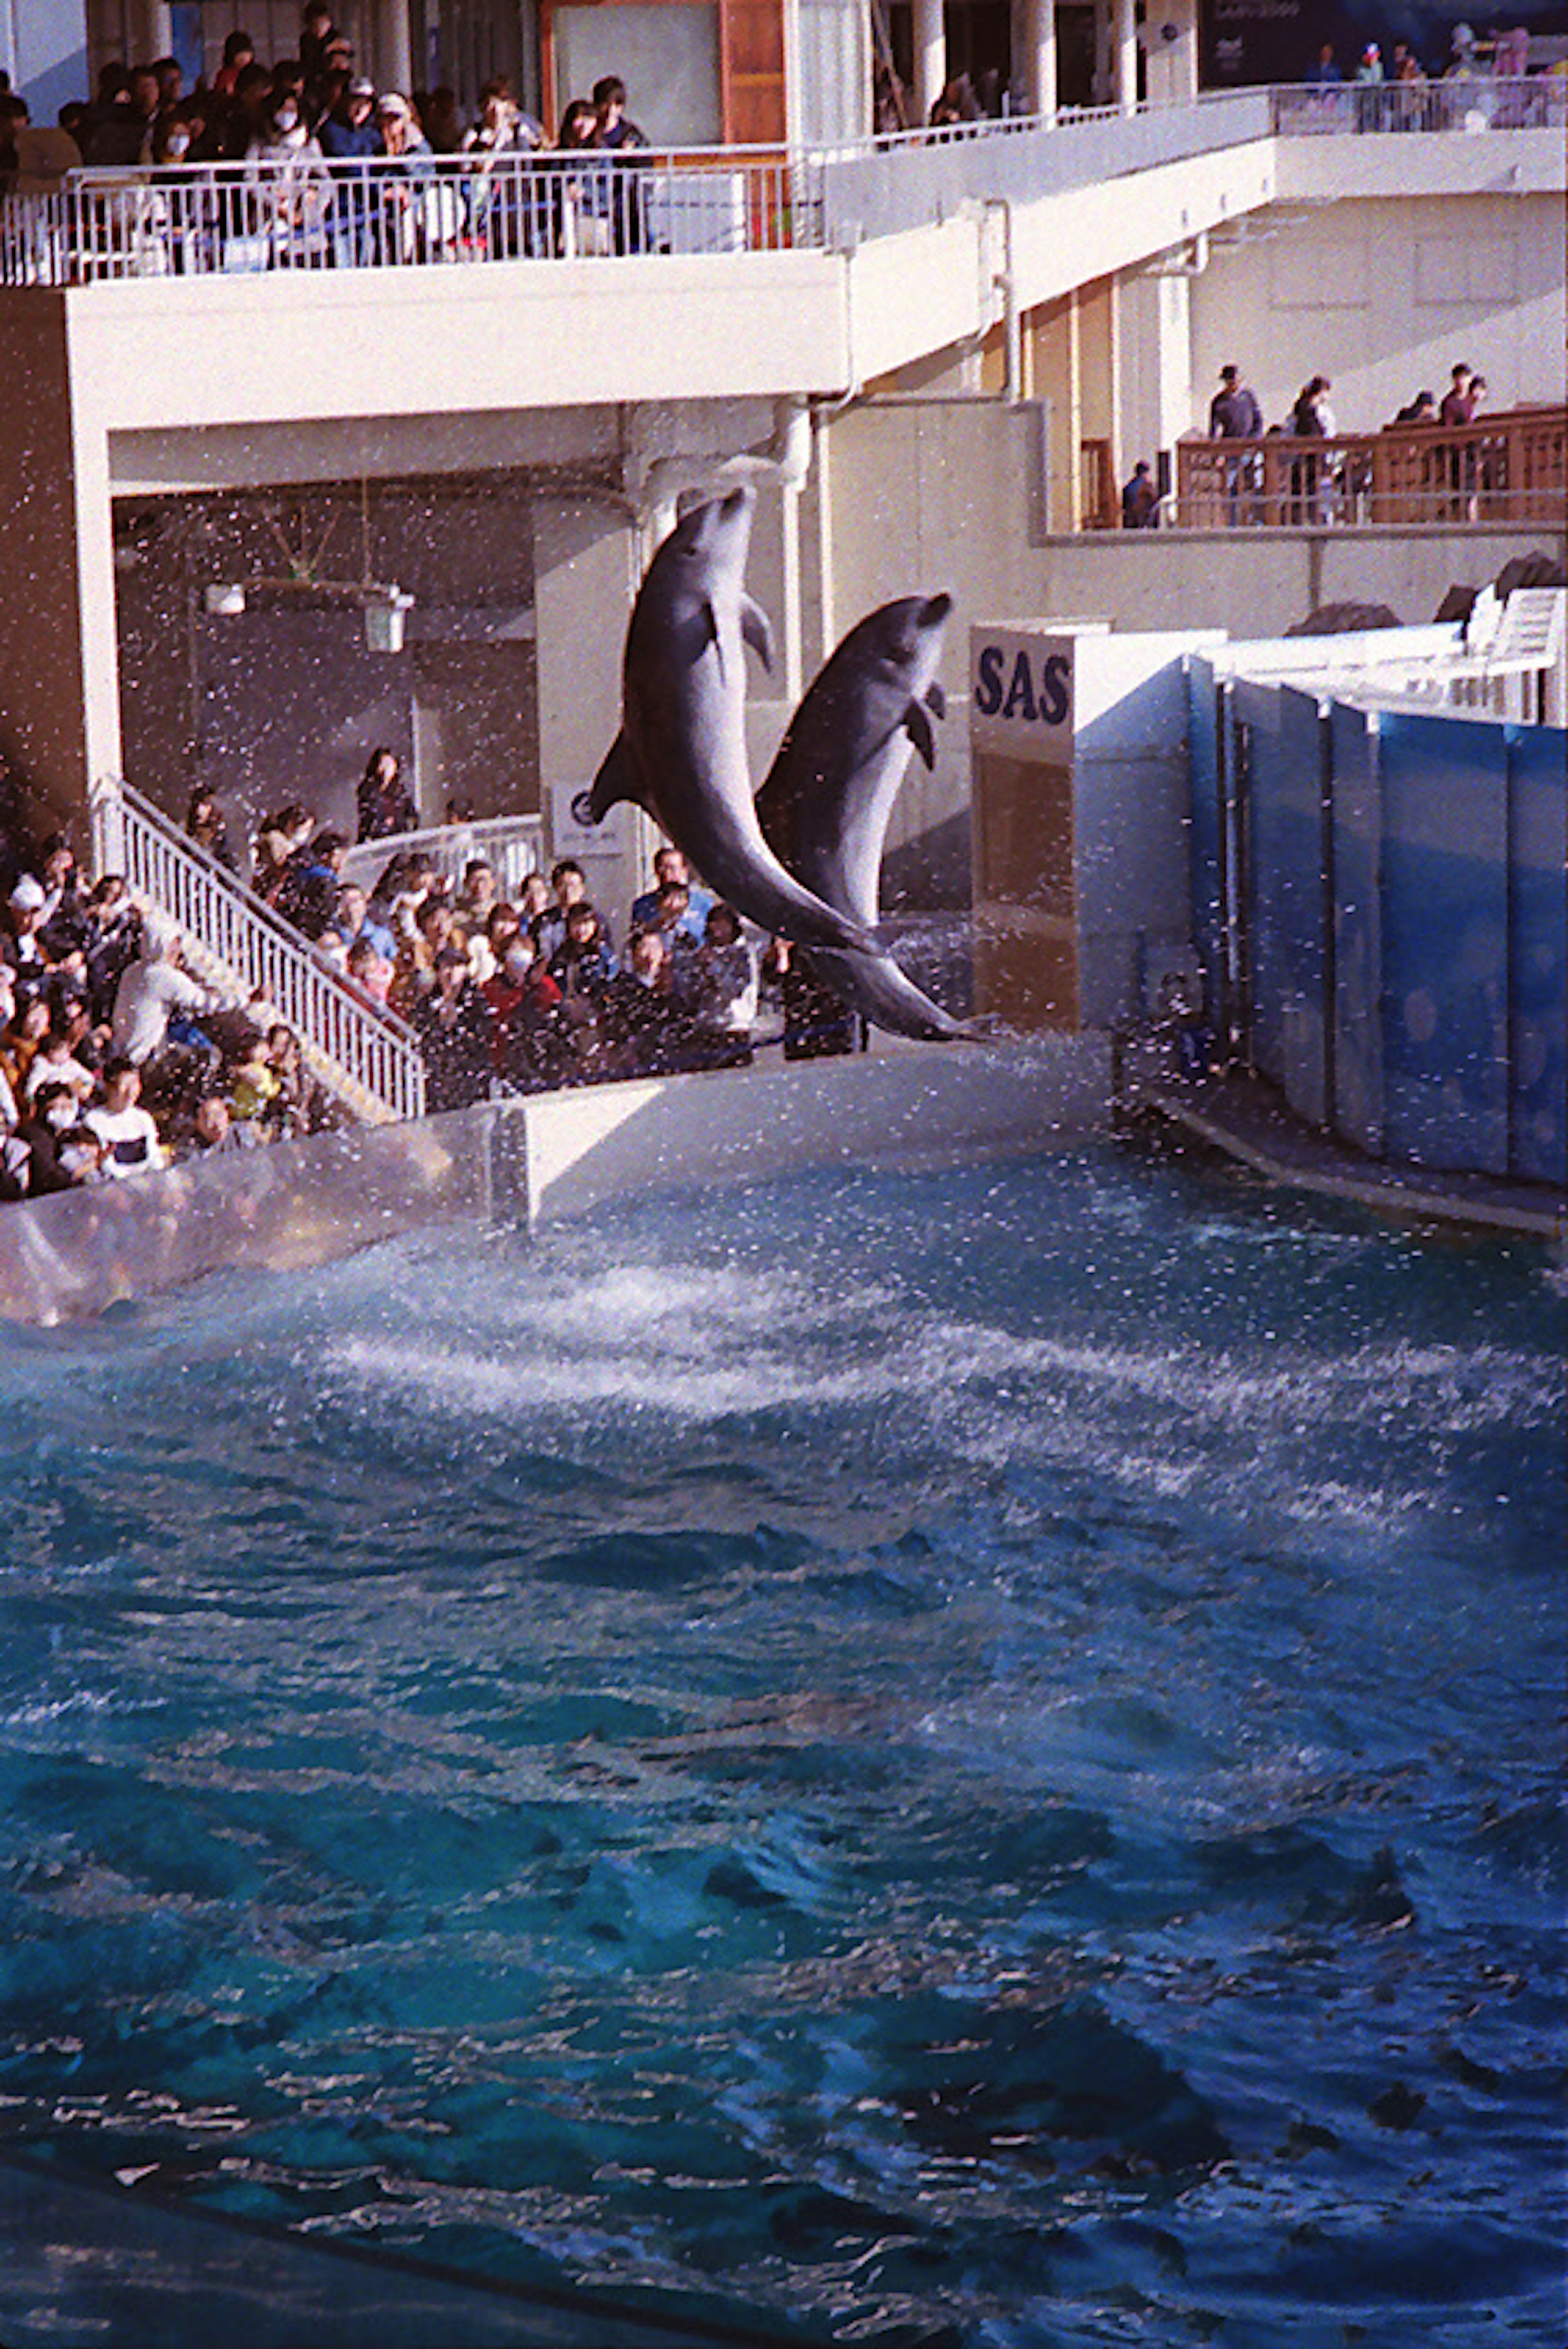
1189;659;1566;1187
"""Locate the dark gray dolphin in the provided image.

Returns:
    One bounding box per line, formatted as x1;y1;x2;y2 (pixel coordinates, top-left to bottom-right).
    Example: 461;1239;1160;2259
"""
756;593;967;1042
578;488;876;956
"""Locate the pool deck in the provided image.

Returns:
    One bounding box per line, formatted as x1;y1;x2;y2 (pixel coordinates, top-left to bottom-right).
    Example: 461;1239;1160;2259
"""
1123;1050;1566;1244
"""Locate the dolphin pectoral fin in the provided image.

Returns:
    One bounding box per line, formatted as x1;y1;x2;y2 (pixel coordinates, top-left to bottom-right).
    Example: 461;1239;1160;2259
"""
926;682;947;719
587;731;645;823
699;598;725;684
741;596;776;674
904;699;938;770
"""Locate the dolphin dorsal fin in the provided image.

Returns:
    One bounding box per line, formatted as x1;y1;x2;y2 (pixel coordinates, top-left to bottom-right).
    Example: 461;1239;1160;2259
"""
904;699;937;770
586;730;647;823
742;595;775;674
925;682;947;719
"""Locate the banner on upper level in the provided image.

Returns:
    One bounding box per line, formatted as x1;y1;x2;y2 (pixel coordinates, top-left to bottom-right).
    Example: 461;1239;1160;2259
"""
1200;0;1567;88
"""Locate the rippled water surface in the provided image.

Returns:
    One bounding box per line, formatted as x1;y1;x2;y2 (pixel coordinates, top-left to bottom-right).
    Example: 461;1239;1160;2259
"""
1;1147;1563;2345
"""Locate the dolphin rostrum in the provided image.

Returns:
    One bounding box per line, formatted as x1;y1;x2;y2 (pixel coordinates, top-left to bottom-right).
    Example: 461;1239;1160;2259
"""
577;488;876;956
755;593;967;1042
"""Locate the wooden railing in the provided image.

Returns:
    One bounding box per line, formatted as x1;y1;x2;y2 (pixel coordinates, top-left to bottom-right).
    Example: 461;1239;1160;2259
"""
1174;405;1566;531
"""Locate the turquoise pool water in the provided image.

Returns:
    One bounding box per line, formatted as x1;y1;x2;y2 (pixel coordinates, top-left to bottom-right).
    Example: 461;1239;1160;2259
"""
0;1146;1562;2345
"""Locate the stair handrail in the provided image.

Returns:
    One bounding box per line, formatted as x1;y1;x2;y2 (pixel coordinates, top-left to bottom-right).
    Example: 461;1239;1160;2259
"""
90;773;427;1124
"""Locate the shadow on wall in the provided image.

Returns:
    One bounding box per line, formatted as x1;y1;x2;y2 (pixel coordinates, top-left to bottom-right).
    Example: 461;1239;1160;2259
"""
881;810;973;911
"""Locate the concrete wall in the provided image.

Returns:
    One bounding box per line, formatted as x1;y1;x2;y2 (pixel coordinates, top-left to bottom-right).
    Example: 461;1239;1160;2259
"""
1188;193;1566;433
819;389;1559;899
0;296;91;840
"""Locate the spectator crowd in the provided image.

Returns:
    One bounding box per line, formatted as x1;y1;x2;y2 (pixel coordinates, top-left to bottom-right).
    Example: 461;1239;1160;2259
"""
234;753;855;1112
0;7;655;265
0;822;343;1205
0;742;864;1207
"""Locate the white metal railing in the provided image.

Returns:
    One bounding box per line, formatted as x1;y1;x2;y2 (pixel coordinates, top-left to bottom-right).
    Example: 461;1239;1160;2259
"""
1;80;1557;288
341;813;546;900
1270;74;1563;138
91;773;427;1124
0;146;814;283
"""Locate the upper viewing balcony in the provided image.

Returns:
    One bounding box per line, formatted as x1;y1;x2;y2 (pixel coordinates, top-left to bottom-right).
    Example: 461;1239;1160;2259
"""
2;80;1562;436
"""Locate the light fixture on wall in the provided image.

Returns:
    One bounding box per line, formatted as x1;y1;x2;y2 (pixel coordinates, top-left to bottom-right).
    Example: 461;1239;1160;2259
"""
199;491;414;650
363;587;414;655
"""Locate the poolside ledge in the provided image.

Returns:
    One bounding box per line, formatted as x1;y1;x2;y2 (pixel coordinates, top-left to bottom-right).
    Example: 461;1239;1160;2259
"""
0;1034;1111;1325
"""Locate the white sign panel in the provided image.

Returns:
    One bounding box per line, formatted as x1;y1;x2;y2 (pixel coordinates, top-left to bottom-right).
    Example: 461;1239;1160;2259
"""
969;628;1078;758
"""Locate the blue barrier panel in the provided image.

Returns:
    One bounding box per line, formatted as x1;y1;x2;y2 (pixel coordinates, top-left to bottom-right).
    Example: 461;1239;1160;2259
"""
1507;725;1568;1187
1274;685;1330;1125
1186;657;1224;1030
1235;677;1286;1084
1378;711;1509;1176
1330;702;1382;1156
1237;679;1327;1098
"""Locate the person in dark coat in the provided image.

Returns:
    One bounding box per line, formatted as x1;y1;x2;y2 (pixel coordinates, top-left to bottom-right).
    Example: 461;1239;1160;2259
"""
411;944;495;1109
15;1079;83;1194
355;747;419;843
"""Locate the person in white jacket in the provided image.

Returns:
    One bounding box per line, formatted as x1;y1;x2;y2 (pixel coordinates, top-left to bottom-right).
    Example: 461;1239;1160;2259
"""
110;923;220;1070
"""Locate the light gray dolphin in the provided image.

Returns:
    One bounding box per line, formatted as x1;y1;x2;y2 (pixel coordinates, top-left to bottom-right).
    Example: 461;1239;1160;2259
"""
756;593;967;1042
577;488;877;957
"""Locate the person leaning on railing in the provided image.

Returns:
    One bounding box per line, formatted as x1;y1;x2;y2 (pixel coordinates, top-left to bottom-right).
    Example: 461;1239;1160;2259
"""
317;74;380;265
461;79;543;260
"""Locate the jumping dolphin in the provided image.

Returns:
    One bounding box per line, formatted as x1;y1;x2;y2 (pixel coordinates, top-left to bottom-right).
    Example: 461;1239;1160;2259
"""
756;593;967;1042
577;488;877;957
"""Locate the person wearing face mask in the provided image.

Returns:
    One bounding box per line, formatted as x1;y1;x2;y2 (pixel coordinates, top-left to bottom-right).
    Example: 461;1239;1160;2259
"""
246;88;330;263
482;930;566;1093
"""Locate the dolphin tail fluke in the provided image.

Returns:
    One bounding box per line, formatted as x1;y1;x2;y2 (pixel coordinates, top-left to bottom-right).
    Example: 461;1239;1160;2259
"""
586;731;646;825
808;946;969;1042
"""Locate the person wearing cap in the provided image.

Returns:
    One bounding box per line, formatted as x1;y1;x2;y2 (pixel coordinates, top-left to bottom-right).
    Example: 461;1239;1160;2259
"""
320;71;380;264
410;943;495;1110
375;91;433;263
4;875;55;989
1207;363;1263;525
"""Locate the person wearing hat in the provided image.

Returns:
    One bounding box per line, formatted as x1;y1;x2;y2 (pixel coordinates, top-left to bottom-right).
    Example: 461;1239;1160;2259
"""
320;72;380;264
1207;363;1263;525
4;875;53;989
375;91;433;263
319;73;381;264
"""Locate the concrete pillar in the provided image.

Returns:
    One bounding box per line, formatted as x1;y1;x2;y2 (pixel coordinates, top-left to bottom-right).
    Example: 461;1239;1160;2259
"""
803;416;836;675
1065;285;1082;529
374;0;414;101
913;0;945;127
1113;0;1138;111
1016;0;1057;118
0;294;108;844
1144;0;1198;105
531;492;651;928
779;478;804;710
